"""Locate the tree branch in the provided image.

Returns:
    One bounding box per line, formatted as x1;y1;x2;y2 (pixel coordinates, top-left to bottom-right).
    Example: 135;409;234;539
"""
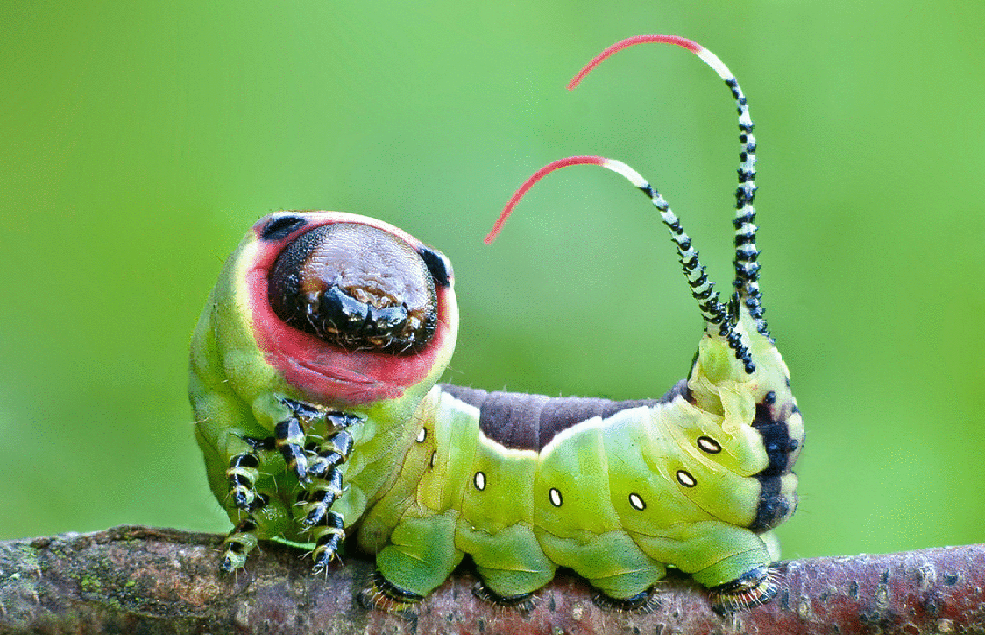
0;526;982;634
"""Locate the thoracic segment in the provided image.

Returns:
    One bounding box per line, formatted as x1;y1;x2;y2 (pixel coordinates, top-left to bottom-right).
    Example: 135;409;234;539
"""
217;398;359;573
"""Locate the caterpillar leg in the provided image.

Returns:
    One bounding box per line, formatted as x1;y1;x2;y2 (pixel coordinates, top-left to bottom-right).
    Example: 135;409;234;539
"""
220;488;294;572
296;415;357;570
359;570;426;613
459;523;556;602
273;404;312;484
366;513;463;610
591;589;661;613
299;469;347;571
538;529;667;603
221;397;360;573
707;565;777;614
471;582;536;611
632;522;776;612
222;517;261;571
219;436;271;570
226;444;265;512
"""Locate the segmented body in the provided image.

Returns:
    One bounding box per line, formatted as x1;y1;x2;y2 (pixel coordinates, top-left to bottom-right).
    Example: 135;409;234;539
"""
189;34;805;612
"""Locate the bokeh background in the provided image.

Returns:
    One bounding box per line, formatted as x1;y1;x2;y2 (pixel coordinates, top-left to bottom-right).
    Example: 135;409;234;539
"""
2;1;983;565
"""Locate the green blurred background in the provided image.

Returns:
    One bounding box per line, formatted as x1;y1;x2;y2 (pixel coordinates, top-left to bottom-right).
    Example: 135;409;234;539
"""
2;1;983;565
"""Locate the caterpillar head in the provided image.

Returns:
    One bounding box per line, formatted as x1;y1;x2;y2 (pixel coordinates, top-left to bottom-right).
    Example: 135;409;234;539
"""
203;211;458;406
488;35;803;478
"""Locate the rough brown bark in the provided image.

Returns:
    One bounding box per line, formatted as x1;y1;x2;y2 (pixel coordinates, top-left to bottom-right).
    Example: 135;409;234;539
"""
0;526;982;634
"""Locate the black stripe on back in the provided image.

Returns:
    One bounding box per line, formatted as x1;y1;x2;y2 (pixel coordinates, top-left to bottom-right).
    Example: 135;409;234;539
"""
439;380;690;452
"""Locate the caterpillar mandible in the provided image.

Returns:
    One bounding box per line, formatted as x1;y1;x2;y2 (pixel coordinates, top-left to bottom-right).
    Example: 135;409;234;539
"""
188;34;803;613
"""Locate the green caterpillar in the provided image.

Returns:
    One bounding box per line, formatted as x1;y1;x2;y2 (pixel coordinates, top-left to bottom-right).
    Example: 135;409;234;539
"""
189;34;803;612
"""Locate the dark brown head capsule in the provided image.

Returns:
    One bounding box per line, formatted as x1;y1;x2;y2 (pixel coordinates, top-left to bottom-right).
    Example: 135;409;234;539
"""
267;223;438;354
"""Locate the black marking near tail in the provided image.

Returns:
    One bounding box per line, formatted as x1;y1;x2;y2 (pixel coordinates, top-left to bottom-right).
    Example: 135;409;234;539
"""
749;398;798;531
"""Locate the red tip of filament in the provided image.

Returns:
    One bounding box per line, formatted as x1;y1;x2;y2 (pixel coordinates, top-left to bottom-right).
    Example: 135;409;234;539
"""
485;156;607;244
567;34;703;91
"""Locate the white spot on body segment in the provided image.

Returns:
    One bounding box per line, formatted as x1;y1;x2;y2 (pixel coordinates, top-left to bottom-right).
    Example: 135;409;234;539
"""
548;488;563;507
473;472;486;491
416;428;427;443
676;470;697;487
698;436;722;454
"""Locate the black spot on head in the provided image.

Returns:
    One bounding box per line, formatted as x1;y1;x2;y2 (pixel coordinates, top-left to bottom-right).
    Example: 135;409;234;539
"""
417;245;452;288
261;215;308;241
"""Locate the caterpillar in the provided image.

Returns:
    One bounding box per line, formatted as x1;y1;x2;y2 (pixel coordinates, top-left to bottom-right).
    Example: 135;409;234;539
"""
188;34;803;613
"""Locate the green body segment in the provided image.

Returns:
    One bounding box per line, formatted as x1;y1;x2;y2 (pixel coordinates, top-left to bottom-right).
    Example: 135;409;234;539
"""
356;309;798;600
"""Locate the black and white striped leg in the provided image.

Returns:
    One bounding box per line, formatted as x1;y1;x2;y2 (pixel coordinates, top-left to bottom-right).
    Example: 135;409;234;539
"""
226;451;262;511
222;514;265;572
218;430;281;571
306;430;354;480
275;398;360;485
300;468;345;529
310;511;346;573
273;398;361;570
299;427;355;570
275;416;310;485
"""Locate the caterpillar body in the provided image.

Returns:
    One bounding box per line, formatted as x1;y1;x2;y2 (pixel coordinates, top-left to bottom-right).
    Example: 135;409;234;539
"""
189;35;803;612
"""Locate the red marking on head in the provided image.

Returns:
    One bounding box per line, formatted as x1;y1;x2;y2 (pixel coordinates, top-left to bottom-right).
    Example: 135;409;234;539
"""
567;34;703;91
485;155;607;244
246;212;453;405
